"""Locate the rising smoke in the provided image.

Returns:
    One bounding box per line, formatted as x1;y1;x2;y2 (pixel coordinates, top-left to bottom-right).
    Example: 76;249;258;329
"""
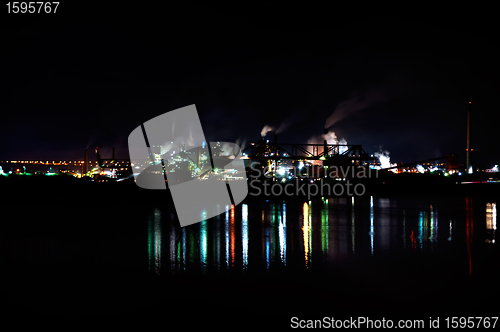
306;131;348;155
375;149;391;169
219;138;246;157
219;142;237;157
323;131;338;144
325;88;390;129
307;131;347;145
374;147;396;172
338;138;347;154
276;115;297;134
324;74;423;129
261;125;275;138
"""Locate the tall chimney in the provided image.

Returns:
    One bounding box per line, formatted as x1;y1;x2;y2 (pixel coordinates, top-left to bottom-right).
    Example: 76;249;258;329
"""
83;149;88;175
324;128;328;157
466;101;472;174
198;145;201;167
112;147;115;161
274;133;278;156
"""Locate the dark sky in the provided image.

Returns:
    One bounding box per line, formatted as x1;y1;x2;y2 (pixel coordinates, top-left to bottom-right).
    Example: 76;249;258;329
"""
1;3;499;166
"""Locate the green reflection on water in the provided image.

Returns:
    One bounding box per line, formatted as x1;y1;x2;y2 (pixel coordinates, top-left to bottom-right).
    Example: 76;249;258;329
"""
147;208;161;275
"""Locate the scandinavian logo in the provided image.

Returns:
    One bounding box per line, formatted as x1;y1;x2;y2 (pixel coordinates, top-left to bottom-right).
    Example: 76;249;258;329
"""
128;105;248;227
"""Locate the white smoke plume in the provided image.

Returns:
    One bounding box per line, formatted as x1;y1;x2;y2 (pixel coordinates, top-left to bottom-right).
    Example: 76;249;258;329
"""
324;74;423;129
325;88;390;129
261;125;275;138
323;131;338;144
374;148;391;169
339;138;348;154
220;142;238;156
374;147;398;172
307;131;348;145
306;131;347;155
234;137;246;153
276;115;296;134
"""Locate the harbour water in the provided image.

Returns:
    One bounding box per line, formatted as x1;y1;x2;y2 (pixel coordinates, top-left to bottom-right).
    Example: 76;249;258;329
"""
0;184;499;327
152;196;496;275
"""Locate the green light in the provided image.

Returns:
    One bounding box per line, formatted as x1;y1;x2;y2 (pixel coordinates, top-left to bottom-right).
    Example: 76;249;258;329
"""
189;231;195;264
321;207;328;254
200;219;208;272
177;238;182;271
148;216;153;273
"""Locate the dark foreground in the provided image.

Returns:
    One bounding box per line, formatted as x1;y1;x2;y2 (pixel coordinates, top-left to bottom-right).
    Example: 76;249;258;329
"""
0;175;499;329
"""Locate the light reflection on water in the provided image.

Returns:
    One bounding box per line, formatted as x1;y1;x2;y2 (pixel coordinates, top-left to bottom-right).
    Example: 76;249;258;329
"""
302;202;310;268
486;202;497;243
147;208;161;275
242;204;248;269
370;196;374;255
200;219;207;273
278;203;286;267
149;196;497;276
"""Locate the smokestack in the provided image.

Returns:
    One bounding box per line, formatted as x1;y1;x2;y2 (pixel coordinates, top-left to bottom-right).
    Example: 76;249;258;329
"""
274;133;278;156
466;101;472;174
198;145;201;167
324;128;328;157
112;147;115;161
83;149;88;175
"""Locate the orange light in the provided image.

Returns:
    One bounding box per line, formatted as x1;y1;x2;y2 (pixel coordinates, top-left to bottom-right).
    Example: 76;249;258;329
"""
469;101;471;104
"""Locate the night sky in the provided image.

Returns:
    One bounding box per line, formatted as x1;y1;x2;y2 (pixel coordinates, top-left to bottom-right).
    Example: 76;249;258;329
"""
1;3;499;166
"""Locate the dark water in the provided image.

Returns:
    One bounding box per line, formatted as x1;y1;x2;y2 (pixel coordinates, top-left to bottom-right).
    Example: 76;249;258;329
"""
152;196;496;274
1;191;499;328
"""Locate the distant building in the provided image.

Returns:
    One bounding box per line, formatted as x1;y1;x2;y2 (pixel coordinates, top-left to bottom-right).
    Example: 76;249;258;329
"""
446;154;459;172
485;165;499;173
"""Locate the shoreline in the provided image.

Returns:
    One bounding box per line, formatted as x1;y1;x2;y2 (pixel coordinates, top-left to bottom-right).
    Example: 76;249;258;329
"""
2;173;500;202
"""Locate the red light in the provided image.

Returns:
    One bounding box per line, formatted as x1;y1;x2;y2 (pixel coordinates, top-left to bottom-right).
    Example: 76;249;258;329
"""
469;101;471;104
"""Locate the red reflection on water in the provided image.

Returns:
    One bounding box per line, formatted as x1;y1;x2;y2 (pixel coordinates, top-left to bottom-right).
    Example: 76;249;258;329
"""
410;230;417;250
230;204;235;267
